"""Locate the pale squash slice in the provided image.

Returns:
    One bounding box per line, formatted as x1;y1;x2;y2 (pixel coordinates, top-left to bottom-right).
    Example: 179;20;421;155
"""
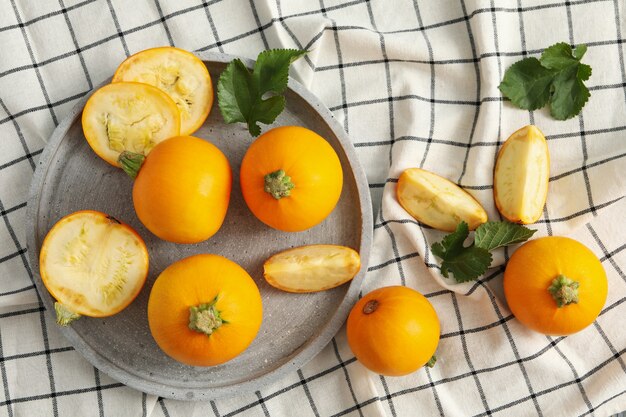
263;245;361;293
39;210;149;325
82;82;180;166
494;125;550;224
112;46;213;135
396;168;488;232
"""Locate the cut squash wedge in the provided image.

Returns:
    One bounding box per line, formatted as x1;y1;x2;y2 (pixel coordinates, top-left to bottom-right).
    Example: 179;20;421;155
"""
82;82;180;166
494;125;550;224
263;245;361;293
397;168;488;232
112;47;213;135
39;211;149;325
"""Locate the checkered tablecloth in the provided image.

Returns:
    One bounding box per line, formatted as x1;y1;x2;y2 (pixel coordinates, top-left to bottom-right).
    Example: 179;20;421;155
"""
1;0;626;416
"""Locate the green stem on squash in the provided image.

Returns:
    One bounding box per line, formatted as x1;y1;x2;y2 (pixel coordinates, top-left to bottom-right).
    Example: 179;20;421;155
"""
264;169;295;200
426;355;437;368
54;302;81;326
548;274;580;308
188;298;224;336
118;151;145;179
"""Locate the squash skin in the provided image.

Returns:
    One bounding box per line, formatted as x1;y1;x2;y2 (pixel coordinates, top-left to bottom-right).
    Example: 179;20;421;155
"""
132;135;232;244
147;254;263;367
504;236;607;336
347;286;440;376
239;126;343;232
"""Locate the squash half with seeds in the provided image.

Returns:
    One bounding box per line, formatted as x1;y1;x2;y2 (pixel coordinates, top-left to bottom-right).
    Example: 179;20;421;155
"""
39;210;149;325
81;82;180;167
112;46;213;136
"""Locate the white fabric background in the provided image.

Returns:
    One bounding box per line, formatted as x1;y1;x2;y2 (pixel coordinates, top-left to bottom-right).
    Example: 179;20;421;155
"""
0;0;625;416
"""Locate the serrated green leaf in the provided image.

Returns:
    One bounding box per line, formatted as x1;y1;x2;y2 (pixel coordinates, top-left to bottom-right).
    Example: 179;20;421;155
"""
217;49;307;136
499;58;554;110
578;63;592;81
474;221;536;252
440;221;469;256
430;222;469;260
550;64;590;120
499;42;591;121
540;42;578;70
431;242;445;260
254;49;308;95
431;221;537;283
247;95;285;136
441;246;492;283
431;222;492;282
253;95;286;123
216;59;250;124
573;44;587;60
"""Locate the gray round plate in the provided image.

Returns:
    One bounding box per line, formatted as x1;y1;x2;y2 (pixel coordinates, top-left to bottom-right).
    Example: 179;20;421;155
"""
26;52;372;400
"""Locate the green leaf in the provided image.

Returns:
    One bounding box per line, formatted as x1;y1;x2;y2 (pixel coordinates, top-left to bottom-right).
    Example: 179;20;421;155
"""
540;42;579;70
499;58;555;110
431;221;537;283
578;63;592;81
498;42;591;120
573;44;588;60
253;49;308;95
217;49;307;136
440;246;492;283
550;64;590;120
217;59;250;124
431;221;469;261
431;222;492;282
247;96;285;136
474;221;537;252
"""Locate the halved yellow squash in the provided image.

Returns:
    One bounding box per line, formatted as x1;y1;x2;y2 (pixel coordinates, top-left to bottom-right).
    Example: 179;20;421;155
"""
39;210;149;325
494;125;550;224
82;82;180;166
263;245;361;293
112;46;213;135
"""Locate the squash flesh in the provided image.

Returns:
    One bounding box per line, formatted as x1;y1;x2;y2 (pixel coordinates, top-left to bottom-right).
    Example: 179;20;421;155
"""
39;211;149;317
396;168;487;231
82;82;180;166
494;125;549;224
264;245;361;293
113;47;213;135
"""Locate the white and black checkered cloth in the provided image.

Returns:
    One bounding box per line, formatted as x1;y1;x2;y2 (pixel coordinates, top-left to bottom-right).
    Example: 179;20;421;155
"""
1;0;625;416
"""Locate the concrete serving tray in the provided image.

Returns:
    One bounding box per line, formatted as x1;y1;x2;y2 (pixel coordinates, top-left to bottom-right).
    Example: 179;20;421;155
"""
26;52;372;400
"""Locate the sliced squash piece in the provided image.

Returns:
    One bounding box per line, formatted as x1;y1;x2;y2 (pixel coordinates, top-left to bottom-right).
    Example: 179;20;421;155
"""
112;46;213;135
263;245;361;293
397;168;488;232
39;210;149;325
82;82;180;166
494;125;550;224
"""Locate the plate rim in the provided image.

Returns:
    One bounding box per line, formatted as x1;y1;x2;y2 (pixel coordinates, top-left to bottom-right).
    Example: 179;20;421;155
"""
25;50;373;400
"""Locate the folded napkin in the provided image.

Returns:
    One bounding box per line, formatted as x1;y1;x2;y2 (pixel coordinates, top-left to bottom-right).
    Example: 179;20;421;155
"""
0;0;624;416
